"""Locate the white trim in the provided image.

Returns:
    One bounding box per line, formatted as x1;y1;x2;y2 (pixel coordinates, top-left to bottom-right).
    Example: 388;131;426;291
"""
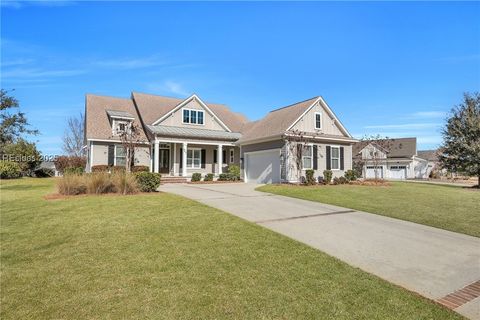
282;132;358;143
330;145;341;171
314;112;322;130
286;97;352;138
154;142;159;173
114;144;126;166
181;108;205;126
151;94;232;132
229;149;234;163
155;137;235;146
243;148;282;184
109;115;135;121
302;144;313;170
186;147;202;169
87;138;150;145
89;141;94;172
173;143;177;175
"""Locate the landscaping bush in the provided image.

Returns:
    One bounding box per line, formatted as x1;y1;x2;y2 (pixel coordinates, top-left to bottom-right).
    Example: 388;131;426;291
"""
86;172;114;194
0;161;22;179
54;156;86;174
64;167;84;175
218;173;230;181
317;176;325;185
111;166;126;173
227;164;241;181
323;170;333;184
57;174;87;195
91;165;109;172
134;172;161;192
112;172;138;194
204;173;214;181
344;169;357;182
33;167;54;178
131;165;149;173
305;169;316;185
191;173;202;182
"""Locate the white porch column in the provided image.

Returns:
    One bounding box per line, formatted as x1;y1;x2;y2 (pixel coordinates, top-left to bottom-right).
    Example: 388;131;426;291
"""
217;144;223;175
182;142;187;177
173;143;177;176
154;141;159;173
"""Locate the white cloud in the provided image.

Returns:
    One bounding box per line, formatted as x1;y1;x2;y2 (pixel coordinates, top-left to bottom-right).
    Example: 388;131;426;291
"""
1;0;76;9
146;80;189;96
410;111;446;119
364;123;441;130
2;68;87;79
91;56;167;70
1;58;35;67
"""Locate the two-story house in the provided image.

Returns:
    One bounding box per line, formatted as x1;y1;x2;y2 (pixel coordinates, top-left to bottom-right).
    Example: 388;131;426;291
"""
85;92;357;183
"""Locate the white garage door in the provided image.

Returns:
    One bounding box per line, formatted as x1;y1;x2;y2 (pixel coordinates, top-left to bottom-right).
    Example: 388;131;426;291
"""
366;166;383;179
389;166;407;180
245;150;280;184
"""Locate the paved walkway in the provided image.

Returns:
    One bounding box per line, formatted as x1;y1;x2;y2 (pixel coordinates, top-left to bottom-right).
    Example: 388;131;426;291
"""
160;183;480;319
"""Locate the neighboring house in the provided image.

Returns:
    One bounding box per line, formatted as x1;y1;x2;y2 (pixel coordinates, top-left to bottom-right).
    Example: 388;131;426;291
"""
85;92;356;183
417;149;440;177
353;138;430;180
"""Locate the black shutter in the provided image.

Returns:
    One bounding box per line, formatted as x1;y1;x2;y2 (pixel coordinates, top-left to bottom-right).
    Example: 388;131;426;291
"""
222;150;227;164
313;145;318;170
201;149;206;169
213;150;217;164
340;147;345;170
326;146;331;170
179;148;182;168
108;145;114;166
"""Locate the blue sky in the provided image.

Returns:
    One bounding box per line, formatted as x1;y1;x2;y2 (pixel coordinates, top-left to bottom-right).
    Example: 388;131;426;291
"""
1;1;479;155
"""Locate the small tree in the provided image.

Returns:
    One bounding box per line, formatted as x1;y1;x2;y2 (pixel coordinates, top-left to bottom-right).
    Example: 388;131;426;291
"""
0;89;39;150
62;113;85;156
116;121;144;173
2;138;41;175
360;135;394;180
284;129;310;183
439;92;480;187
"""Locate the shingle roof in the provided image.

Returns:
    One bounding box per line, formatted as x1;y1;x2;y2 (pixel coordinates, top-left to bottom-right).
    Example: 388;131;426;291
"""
417;149;439;161
131;92;248;132
147;125;241;141
238;97;320;143
85;94;148;141
106;109;134;119
353;138;417;158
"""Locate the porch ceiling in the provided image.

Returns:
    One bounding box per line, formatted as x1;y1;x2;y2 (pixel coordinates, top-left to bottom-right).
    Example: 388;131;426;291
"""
147;125;241;141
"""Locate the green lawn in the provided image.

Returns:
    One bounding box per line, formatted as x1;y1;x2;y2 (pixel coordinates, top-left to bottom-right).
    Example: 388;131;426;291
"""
0;178;463;319
257;182;480;237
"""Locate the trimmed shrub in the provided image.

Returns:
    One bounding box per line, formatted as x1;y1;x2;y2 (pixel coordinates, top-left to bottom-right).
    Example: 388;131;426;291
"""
218;173;230;181
333;176;348;185
54;156;86;173
0;161;22;179
91;165;109;172
227;165;240;181
317;176;325;184
34;167;54;178
86;172;114;194
134;172;161;192
131;165;149;173
57;174;87;195
305;169;316;185
112;172;138;194
323;170;333;184
204;173;214;181
191;173;202;182
344;169;357;182
111;166;126;173
64;167;84;175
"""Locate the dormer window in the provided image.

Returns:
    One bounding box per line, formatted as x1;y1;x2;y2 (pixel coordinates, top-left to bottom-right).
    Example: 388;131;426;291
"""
182;108;204;125
113;119;130;136
314;112;322;130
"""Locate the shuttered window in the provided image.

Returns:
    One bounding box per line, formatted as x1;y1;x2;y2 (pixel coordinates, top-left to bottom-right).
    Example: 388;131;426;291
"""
331;146;340;170
302;145;313;169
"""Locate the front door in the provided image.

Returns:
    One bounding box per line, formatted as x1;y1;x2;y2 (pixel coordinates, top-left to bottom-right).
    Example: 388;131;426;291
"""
159;149;170;174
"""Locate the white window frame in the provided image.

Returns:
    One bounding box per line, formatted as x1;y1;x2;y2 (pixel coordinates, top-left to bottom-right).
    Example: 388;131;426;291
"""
229;149;234;163
186;148;202;169
314;112;322;130
302;144;313;170
114;145;126;166
112;119;130;136
182;108;205;125
330;146;340;170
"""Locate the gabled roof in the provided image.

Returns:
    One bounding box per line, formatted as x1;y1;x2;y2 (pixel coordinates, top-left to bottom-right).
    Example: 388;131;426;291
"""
417;149;439;161
85;94;148;141
238;97;320;143
353;138;417;159
131;92;248;132
106;109;134;119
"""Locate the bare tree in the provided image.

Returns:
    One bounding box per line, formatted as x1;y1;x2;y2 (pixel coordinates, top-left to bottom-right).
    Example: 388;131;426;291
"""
283;129;309;183
117;121;143;173
361;134;394;180
62;113;85;156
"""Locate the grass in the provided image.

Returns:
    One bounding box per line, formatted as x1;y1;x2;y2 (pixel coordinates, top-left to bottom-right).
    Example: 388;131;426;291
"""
257;182;480;237
0;178;464;319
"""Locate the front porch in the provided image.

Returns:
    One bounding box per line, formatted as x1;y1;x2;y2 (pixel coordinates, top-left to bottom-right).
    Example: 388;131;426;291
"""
150;140;240;177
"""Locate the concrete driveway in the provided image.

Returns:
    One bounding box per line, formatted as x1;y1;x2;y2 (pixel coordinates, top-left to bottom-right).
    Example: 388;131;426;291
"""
160;182;480;319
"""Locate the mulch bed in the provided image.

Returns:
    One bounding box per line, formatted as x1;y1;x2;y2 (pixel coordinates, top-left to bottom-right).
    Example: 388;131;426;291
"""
187;180;244;184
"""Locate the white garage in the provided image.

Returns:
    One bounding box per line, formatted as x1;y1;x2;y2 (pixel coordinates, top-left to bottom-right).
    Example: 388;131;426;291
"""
366;166;383;179
244;149;281;184
388;165;407;180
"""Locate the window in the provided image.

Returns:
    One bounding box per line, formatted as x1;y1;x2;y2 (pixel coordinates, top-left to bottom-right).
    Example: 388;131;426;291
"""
113;120;129;136
187;149;202;169
229;149;234;163
314;112;322;130
182;109;204;125
302;145;313;169
115;145;126;166
331;146;340;170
